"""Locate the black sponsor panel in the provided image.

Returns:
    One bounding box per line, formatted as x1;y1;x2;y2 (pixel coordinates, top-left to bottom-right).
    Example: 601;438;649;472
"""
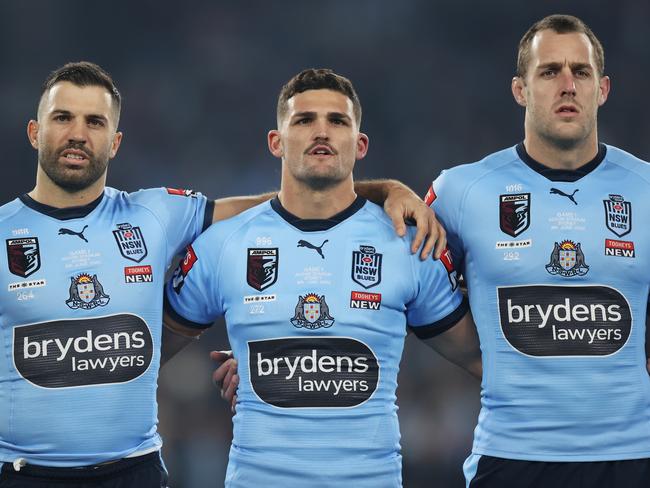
249;337;379;408
498;285;631;356
14;314;153;388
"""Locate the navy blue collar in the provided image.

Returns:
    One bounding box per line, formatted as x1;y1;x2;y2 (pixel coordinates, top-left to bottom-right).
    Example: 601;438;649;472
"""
516;142;606;182
271;195;366;231
19;192;104;220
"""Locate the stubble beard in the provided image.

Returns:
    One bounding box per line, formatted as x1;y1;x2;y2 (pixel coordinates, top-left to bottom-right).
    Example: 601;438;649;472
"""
38;142;109;193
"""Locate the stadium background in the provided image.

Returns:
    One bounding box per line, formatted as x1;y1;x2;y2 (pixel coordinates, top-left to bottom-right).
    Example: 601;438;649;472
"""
2;1;649;486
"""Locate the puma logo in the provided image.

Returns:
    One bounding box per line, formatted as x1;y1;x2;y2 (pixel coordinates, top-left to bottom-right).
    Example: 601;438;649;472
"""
58;225;89;242
550;188;579;205
297;239;328;259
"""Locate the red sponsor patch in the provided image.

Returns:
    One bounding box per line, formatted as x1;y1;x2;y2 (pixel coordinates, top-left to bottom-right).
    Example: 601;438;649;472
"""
350;291;381;310
423;185;437;206
605;239;635;258
181;246;198;274
439;247;455;272
124;265;153;283
166;188;197;197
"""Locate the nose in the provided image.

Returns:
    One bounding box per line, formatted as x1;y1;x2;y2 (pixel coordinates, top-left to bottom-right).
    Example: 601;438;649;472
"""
67;119;88;144
312;118;329;140
559;69;577;97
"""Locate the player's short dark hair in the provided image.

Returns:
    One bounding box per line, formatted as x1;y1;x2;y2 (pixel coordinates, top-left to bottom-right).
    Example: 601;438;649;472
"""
277;69;362;127
40;61;121;122
517;14;605;78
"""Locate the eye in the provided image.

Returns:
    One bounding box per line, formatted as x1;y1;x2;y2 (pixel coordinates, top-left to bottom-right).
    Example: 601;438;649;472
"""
575;70;590;79
53;114;70;122
88;118;106;127
541;69;556;78
294;118;311;125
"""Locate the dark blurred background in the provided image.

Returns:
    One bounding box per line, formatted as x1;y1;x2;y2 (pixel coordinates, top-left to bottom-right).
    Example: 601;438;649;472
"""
3;1;649;486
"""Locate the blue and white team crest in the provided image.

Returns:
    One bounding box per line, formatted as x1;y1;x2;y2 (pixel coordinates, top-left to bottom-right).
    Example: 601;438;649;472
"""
290;293;335;329
351;245;382;289
603;194;632;237
65;273;110;309
545;240;589;277
113;223;148;263
6;237;41;278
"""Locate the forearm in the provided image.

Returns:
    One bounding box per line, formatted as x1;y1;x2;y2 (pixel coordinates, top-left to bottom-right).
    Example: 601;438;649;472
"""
212;191;277;223
354;179;410;206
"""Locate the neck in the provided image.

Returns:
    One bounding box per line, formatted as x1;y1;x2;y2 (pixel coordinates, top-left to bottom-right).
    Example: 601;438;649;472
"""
29;168;106;208
278;175;356;219
523;130;599;170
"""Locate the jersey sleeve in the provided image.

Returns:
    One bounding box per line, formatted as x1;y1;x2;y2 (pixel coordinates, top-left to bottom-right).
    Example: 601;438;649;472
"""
426;170;466;273
131;187;214;259
406;245;468;339
163;229;224;329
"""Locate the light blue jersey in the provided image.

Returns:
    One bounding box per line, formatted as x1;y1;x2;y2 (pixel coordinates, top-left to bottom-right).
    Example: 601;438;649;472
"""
429;143;650;464
0;186;210;467
165;196;466;487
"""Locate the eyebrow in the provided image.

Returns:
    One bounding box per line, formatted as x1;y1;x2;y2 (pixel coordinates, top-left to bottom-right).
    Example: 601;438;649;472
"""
51;109;109;122
537;61;593;72
292;111;352;122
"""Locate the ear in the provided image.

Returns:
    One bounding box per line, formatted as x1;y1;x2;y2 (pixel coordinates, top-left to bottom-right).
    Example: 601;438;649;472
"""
27;120;39;150
356;132;369;160
268;130;283;158
511;76;527;107
598;75;611;106
109;131;123;159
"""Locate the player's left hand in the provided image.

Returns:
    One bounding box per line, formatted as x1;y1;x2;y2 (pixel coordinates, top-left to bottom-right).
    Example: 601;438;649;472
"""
210;350;239;413
383;182;446;260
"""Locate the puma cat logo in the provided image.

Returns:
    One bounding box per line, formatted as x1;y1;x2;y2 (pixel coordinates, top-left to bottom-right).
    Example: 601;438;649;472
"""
550;188;579;205
58;225;89;242
297;239;328;259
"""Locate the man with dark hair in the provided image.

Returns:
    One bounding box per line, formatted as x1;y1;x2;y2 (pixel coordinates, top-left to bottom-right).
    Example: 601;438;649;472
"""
164;68;480;486
425;14;650;487
0;61;444;487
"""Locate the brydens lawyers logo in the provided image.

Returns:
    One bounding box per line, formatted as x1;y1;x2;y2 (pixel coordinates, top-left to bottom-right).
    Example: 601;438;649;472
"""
124;265;153;283
605;239;635;258
290;293;334;329
113;223;148;263
248;337;379;408
6;237;41;278
350;291;381;310
498;285;630;357
172;245;197;294
545;240;589;277
604;194;631;237
351;245;382;289
247;248;279;291
499;193;530;237
66;273;110;309
14;314;153;388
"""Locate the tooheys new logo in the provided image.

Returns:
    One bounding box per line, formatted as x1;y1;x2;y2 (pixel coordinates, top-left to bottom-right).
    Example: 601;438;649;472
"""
13;314;153;388
249;337;379;408
498;285;631;356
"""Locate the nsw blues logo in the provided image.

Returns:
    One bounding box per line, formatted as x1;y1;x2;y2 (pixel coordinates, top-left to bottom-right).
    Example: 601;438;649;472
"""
351;245;382;289
290;293;334;329
499;193;530;237
603;194;632;237
545;240;589;277
66;273;110;309
113;223;148;263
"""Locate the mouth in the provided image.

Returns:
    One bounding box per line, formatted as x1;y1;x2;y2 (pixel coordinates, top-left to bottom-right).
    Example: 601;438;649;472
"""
555;104;579;116
59;148;90;165
306;143;337;156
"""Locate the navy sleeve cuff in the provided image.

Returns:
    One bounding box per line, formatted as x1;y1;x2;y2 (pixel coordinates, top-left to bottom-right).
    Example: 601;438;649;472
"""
163;291;213;330
202;200;215;231
408;295;469;339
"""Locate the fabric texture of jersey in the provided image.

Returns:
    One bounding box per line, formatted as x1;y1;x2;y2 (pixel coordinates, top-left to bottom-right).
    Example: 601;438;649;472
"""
165;196;465;487
431;144;650;462
0;187;210;467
